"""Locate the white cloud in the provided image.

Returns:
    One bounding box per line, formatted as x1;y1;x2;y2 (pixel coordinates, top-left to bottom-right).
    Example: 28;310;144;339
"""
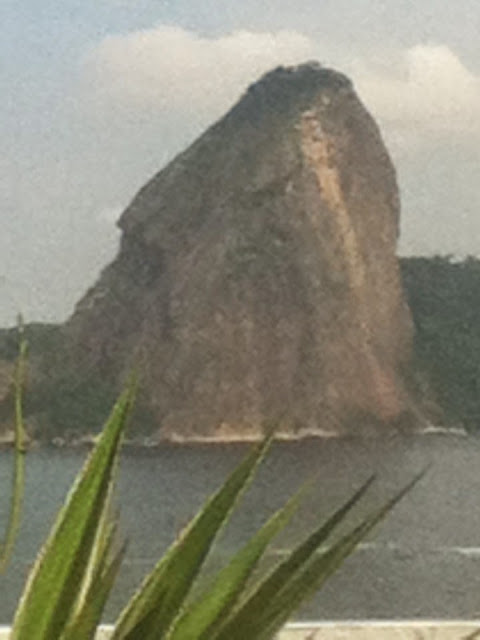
81;25;316;124
81;30;480;154
351;44;480;149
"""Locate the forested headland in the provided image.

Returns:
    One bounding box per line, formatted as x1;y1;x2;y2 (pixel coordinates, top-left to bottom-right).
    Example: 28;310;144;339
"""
401;255;480;432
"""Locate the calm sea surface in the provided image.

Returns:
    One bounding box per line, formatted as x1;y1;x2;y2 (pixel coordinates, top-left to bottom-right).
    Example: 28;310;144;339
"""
1;434;480;623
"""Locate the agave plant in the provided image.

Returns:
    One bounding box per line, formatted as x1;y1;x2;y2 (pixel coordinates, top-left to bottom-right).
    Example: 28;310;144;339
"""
4;344;424;639
0;323;27;575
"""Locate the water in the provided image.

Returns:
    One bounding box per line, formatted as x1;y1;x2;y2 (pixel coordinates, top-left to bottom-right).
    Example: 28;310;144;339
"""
1;434;480;623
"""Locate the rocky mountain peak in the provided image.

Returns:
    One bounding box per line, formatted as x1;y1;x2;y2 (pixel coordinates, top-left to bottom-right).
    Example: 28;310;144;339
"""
55;62;422;441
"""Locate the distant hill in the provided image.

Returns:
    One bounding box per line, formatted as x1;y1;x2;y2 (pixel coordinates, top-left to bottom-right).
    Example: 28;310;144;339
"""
401;255;480;432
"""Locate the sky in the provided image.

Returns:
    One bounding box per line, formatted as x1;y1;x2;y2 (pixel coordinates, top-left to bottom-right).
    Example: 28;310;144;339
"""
1;1;480;326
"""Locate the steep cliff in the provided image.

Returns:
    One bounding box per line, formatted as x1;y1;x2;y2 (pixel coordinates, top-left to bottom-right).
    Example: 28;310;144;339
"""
61;62;420;441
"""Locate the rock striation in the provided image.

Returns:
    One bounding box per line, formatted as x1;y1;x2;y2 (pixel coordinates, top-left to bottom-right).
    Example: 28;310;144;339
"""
62;62;420;441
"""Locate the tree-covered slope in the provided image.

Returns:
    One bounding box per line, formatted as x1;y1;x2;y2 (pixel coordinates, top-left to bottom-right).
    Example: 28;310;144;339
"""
401;255;480;431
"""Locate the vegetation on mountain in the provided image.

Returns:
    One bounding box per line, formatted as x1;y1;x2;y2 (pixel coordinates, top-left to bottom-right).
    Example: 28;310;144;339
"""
401;255;480;432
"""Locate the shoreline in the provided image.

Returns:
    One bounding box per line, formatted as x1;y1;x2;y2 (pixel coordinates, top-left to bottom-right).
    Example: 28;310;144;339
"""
0;424;469;452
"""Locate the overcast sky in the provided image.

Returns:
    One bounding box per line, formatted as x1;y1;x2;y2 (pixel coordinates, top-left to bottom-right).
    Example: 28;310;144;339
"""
2;1;480;326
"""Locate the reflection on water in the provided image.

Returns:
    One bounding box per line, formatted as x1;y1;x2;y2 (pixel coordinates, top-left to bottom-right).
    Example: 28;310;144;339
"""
1;434;480;622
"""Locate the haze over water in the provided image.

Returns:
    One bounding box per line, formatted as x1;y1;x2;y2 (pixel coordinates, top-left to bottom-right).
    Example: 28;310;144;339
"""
1;434;480;622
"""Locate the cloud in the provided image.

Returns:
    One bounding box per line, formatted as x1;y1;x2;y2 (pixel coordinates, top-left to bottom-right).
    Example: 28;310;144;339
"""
351;44;480;149
81;25;316;124
81;29;480;155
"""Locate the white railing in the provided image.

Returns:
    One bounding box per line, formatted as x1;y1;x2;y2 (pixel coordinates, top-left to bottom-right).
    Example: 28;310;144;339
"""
1;622;479;638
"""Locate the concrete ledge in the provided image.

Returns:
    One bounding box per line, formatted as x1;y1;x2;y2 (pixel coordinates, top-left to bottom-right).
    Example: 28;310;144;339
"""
1;622;480;638
278;622;480;638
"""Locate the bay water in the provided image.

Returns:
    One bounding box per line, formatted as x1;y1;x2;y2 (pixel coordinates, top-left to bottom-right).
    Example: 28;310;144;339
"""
1;434;480;623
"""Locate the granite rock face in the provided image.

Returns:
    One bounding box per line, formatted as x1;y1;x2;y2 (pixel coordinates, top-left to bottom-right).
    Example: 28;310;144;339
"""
64;62;420;441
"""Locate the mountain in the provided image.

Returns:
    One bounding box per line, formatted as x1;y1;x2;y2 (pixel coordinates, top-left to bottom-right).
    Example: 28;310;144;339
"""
1;62;427;442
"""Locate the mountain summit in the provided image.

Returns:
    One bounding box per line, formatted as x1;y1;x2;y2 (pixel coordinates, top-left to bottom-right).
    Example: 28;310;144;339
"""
55;63;420;440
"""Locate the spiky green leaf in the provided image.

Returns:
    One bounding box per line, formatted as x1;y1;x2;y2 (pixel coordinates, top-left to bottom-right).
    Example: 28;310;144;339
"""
222;470;426;640
112;428;275;640
0;327;28;573
10;378;136;640
213;474;375;640
63;539;127;640
167;477;313;640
